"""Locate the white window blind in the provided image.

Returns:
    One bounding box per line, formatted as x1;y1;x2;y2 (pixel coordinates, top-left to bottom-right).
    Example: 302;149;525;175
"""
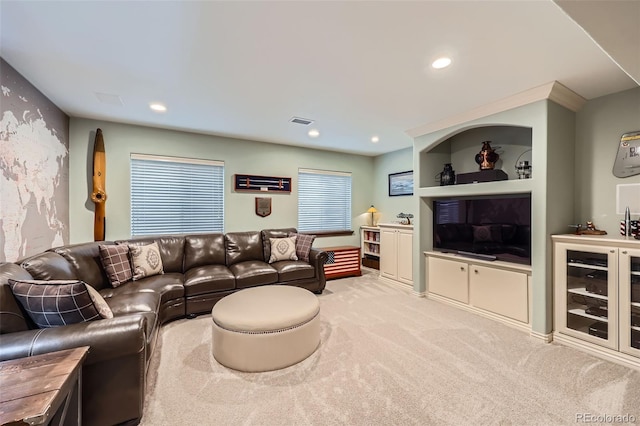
130;154;224;236
298;168;352;232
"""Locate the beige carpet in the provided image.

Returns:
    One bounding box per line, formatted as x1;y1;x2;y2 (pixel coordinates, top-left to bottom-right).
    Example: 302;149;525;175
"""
141;271;640;425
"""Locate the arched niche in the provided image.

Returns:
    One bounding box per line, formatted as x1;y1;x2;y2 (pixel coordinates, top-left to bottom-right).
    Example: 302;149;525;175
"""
419;124;532;188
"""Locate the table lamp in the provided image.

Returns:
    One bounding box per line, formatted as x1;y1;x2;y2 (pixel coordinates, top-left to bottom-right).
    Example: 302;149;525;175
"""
367;205;378;226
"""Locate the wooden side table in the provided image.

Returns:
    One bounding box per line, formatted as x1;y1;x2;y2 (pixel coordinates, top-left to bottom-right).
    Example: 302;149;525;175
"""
0;346;89;426
321;246;362;280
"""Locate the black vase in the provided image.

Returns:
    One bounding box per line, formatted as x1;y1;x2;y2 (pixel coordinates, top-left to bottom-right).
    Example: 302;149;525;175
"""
440;163;455;186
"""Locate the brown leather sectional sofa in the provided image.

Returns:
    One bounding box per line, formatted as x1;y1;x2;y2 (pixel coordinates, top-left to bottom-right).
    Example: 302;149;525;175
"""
0;228;327;426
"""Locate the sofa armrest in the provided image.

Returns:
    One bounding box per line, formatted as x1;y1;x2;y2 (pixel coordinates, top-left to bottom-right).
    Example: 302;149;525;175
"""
0;315;148;425
308;249;328;288
0;314;147;365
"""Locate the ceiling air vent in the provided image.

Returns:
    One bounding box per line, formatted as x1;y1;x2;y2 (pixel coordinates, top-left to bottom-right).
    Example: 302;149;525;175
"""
290;117;314;126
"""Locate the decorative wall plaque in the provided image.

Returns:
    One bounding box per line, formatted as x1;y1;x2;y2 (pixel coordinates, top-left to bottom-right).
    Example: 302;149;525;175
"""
255;197;272;217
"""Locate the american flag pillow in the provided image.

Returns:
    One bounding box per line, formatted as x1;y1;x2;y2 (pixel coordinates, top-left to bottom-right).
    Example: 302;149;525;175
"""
8;279;102;328
288;233;316;262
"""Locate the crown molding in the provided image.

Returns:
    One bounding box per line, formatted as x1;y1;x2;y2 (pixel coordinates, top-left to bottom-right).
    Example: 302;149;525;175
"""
406;81;586;138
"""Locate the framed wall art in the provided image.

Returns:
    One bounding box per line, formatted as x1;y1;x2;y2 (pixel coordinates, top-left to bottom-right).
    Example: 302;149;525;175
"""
388;170;413;196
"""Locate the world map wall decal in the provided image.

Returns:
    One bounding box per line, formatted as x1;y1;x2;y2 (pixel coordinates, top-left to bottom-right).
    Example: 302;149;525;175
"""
0;58;70;262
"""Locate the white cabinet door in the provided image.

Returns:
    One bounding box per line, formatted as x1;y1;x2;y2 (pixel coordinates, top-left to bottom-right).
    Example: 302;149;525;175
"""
554;242;618;350
619;248;640;357
470;265;528;323
397;230;413;284
379;228;397;280
428;256;468;303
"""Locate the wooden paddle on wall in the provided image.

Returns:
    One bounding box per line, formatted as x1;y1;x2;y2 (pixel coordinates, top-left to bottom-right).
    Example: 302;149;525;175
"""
91;128;107;241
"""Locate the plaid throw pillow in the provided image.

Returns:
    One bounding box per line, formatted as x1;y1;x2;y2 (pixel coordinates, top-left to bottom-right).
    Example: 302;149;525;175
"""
99;244;133;287
8;280;103;328
288;233;316;262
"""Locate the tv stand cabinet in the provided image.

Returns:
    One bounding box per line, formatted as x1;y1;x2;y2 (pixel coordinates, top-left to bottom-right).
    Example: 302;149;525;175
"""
425;251;532;332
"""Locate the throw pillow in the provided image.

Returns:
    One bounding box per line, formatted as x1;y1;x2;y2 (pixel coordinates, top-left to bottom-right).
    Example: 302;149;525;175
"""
268;236;298;263
288;232;316;262
99;244;133;288
129;242;164;280
8;279;103;328
85;284;114;319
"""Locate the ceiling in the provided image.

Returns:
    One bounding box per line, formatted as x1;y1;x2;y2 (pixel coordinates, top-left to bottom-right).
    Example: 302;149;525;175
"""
1;1;638;156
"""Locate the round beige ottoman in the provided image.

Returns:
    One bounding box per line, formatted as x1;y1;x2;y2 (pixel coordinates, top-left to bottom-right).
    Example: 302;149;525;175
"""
211;285;320;372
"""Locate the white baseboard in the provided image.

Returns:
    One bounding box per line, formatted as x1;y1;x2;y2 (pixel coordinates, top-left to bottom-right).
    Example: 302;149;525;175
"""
530;330;553;343
553;332;640;371
428;293;531;335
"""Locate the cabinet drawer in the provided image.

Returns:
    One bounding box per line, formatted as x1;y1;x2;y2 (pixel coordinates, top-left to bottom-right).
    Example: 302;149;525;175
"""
470;265;528;323
428;257;468;303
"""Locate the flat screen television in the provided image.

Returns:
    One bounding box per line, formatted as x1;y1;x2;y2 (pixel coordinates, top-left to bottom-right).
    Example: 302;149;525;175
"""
433;194;531;265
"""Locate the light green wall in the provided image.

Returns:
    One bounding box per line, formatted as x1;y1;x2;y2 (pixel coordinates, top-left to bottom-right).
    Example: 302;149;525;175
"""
575;87;640;233
69;118;375;247
371;147;414;225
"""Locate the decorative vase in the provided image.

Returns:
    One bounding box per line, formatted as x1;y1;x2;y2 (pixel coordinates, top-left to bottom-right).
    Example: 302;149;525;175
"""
475;141;499;170
439;163;455;186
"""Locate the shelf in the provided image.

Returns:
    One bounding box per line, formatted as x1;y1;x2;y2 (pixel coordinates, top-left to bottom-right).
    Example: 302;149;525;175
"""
632;302;640;308
417;178;533;198
567;287;608;301
364;240;380;244
568;308;608;322
567;262;608;272
631;271;640;276
364;251;380;257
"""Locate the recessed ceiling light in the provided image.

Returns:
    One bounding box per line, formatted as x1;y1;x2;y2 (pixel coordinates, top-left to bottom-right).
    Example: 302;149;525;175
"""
308;129;320;138
431;57;452;69
149;103;167;112
371;136;379;143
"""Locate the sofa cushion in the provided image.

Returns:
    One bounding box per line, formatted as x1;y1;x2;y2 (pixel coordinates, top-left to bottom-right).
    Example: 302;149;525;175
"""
20;252;77;281
288;232;316;262
228;261;277;288
99;244;133;287
268;237;298;263
8;279;103;328
184;234;226;271
184;265;235;296
106;291;161;317
0;263;34;334
261;228;297;262
53;242;113;291
270;261;315;282
225;231;264;266
130;242;164;281
100;273;184;304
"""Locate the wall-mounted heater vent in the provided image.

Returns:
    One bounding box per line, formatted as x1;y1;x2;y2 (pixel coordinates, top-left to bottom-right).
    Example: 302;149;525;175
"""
290;117;314;126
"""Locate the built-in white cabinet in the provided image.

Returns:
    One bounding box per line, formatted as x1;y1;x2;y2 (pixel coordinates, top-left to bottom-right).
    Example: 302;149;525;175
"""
552;234;639;368
426;251;531;330
379;223;413;286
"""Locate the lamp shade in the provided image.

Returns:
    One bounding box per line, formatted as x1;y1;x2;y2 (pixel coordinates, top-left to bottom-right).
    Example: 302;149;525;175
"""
367;205;378;213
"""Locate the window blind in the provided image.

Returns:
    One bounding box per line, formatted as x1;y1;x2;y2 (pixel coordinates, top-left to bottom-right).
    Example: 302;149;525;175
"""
298;168;352;232
130;154;224;236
